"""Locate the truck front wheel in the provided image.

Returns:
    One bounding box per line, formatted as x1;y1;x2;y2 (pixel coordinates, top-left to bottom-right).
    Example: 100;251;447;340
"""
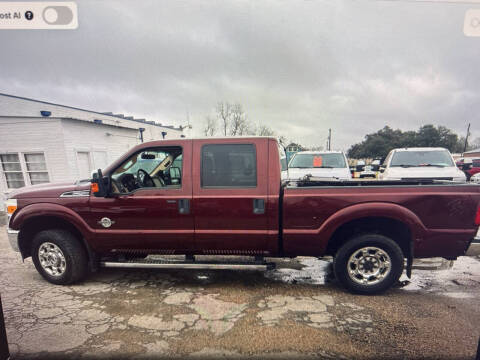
333;234;404;295
31;229;88;285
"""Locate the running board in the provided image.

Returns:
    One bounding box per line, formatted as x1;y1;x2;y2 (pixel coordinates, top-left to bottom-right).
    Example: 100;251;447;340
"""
100;259;275;271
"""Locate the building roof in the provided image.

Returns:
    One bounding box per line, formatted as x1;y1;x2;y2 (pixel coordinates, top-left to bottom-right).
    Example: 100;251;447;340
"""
465;148;480;154
0;92;180;130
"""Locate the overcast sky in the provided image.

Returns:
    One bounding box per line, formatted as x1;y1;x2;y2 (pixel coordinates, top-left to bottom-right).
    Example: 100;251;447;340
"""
1;0;479;150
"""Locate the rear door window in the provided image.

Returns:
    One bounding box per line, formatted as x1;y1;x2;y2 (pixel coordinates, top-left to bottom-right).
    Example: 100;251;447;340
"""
201;144;257;187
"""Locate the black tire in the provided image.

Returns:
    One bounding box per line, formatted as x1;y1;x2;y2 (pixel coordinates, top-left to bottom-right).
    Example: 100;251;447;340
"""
31;229;88;285
333;234;404;295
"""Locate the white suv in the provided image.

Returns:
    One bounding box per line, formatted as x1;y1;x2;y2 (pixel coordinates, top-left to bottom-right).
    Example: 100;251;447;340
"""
380;147;466;182
287;151;352;180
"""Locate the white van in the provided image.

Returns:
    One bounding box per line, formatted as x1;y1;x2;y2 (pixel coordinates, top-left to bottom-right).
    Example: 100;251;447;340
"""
287;151;352;180
380;147;466;182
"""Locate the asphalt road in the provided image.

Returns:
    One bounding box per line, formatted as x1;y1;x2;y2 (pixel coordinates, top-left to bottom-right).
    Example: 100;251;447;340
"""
0;226;479;360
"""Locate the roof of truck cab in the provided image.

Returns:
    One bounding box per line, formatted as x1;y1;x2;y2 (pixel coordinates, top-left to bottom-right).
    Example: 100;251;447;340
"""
193;136;277;140
138;136;278;147
141;136;277;143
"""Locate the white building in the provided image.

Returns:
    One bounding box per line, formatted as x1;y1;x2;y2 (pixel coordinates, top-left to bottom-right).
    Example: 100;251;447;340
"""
0;93;184;205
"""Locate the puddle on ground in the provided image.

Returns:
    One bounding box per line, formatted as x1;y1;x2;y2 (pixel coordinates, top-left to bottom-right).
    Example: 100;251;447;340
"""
265;257;333;285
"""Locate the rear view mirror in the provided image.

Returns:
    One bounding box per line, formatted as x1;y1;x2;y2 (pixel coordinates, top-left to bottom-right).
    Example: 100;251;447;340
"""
141;152;156;160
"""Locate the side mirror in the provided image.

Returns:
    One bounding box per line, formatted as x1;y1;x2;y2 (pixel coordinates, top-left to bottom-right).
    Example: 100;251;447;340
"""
141;153;156;160
91;169;111;197
379;166;385;173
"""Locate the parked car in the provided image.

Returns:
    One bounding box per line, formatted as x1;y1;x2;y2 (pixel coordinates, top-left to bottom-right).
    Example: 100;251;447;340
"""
5;137;480;294
371;159;382;172
379;147;466;182
287;151;352;180
471;172;480;183
356;160;376;178
456;157;480;180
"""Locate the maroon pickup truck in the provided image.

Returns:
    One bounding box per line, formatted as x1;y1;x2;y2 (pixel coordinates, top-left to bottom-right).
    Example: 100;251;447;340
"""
5;137;480;294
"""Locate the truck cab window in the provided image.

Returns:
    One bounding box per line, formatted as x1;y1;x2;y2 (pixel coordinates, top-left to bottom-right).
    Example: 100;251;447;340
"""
201;144;257;187
111;147;182;193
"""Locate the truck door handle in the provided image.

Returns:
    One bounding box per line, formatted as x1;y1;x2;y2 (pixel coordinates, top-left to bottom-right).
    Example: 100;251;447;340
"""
178;199;190;214
253;199;265;214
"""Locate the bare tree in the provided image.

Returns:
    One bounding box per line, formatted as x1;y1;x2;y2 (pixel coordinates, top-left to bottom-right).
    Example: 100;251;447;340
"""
230;104;251;136
216;102;233;136
257;125;275;136
203;115;217;137
469;137;480;150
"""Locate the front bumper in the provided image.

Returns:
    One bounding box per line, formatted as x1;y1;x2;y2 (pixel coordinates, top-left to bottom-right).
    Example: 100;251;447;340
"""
6;228;19;252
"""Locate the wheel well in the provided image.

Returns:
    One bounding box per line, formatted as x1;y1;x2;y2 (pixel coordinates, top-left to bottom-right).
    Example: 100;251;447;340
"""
326;217;411;258
19;216;88;259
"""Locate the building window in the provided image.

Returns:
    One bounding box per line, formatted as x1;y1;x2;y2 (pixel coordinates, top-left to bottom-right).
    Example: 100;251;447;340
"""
0;152;49;189
0;154;25;189
24;153;49;185
76;151;92;179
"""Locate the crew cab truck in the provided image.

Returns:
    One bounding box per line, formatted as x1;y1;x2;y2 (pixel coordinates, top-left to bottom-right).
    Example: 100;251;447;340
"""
5;137;480;294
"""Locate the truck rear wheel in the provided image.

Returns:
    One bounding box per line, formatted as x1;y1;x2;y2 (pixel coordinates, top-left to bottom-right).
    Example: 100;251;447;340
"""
333;234;404;295
31;229;88;285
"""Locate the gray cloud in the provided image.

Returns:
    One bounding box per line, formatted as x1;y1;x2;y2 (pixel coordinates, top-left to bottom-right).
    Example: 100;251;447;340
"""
0;0;478;150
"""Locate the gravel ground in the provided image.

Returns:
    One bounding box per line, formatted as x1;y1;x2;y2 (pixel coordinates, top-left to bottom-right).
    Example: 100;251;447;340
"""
0;226;479;360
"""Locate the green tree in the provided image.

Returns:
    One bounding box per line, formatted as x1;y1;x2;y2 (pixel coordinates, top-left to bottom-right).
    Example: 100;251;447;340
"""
348;124;465;159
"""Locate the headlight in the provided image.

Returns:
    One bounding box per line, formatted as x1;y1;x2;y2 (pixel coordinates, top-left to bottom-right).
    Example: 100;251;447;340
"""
5;198;17;219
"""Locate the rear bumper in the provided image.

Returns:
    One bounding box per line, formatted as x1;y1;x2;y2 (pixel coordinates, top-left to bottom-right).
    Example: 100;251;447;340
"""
465;237;480;256
6;228;19;252
465;227;480;256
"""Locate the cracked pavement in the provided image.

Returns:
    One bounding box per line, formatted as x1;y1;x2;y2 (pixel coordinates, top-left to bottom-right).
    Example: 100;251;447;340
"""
0;227;479;359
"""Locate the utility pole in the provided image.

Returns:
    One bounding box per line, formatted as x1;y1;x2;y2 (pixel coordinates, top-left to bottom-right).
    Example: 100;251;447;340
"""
327;129;331;151
463;123;471;153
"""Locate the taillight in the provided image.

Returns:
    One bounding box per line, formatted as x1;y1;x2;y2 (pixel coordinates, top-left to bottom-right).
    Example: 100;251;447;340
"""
476;205;480;226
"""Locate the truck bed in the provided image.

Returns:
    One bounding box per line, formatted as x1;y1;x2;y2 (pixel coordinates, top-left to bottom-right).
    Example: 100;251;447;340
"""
282;180;480;259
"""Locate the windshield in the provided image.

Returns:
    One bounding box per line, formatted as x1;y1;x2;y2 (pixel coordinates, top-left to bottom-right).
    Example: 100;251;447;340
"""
390;150;454;167
124;158;162;175
289;153;347;168
113;150;169;178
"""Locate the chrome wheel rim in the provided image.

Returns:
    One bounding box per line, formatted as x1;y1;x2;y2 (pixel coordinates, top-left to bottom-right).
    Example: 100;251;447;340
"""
38;242;67;277
347;246;391;286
